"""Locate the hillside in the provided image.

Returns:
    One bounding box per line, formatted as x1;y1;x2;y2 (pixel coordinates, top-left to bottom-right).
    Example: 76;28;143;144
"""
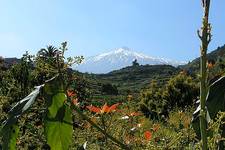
83;44;225;99
83;64;180;97
180;44;225;73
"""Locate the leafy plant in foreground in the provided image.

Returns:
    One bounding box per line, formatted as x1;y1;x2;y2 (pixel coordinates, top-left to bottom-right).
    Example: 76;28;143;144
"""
0;42;131;150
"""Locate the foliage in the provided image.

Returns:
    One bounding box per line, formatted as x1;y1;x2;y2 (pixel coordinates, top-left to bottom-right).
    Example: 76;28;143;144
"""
139;79;166;120
0;42;84;149
34;42;83;84
193;112;225;149
72;101;197;149
68;74;91;106
101;83;118;95
0;52;34;102
0;84;43;149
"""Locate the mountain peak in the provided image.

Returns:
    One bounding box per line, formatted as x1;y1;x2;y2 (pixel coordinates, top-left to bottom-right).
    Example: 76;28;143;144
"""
114;47;131;53
74;47;185;74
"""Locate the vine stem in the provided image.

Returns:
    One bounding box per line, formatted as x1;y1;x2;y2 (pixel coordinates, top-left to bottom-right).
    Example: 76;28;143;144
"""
199;0;211;149
72;105;131;150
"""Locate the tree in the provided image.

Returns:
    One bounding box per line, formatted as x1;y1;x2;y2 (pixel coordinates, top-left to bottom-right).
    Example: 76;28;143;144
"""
35;44;65;83
101;83;118;95
69;74;91;106
9;51;34;99
132;59;139;67
37;45;60;60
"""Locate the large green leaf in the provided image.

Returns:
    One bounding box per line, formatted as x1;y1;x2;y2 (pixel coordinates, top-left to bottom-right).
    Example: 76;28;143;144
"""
192;76;225;137
44;76;73;150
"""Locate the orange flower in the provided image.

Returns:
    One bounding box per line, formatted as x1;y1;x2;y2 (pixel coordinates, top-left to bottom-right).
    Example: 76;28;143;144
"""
67;90;76;97
86;103;119;114
144;131;152;141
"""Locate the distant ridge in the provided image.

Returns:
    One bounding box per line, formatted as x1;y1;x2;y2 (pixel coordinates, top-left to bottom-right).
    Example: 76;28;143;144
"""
1;57;20;68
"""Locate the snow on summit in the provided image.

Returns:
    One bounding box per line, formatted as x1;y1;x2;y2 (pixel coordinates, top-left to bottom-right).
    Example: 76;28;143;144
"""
74;47;185;74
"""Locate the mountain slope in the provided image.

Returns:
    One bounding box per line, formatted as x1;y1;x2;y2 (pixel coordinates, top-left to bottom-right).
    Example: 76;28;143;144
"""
82;64;180;95
180;44;225;72
75;47;185;74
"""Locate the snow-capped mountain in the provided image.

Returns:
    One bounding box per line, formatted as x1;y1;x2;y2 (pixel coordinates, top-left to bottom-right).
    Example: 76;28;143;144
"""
74;47;186;74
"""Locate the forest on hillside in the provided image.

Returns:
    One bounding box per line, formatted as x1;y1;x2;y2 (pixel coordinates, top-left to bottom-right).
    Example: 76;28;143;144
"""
1;0;225;150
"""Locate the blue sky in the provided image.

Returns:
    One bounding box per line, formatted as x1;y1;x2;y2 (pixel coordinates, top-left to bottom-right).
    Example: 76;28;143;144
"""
0;0;225;61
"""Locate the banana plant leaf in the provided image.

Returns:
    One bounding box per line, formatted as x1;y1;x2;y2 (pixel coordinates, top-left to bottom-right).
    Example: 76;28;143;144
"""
206;76;225;119
0;84;44;150
192;76;225;137
2;84;44;127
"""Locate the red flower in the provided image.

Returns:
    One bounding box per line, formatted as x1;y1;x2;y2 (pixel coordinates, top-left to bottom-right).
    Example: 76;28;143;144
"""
86;105;101;113
144;131;152;141
106;103;120;113
101;103;109;113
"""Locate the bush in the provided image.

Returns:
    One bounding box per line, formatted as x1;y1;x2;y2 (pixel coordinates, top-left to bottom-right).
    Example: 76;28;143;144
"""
139;73;199;120
163;73;199;109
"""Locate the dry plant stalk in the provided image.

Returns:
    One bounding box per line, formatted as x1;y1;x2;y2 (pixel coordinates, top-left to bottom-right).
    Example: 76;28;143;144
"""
198;0;212;149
